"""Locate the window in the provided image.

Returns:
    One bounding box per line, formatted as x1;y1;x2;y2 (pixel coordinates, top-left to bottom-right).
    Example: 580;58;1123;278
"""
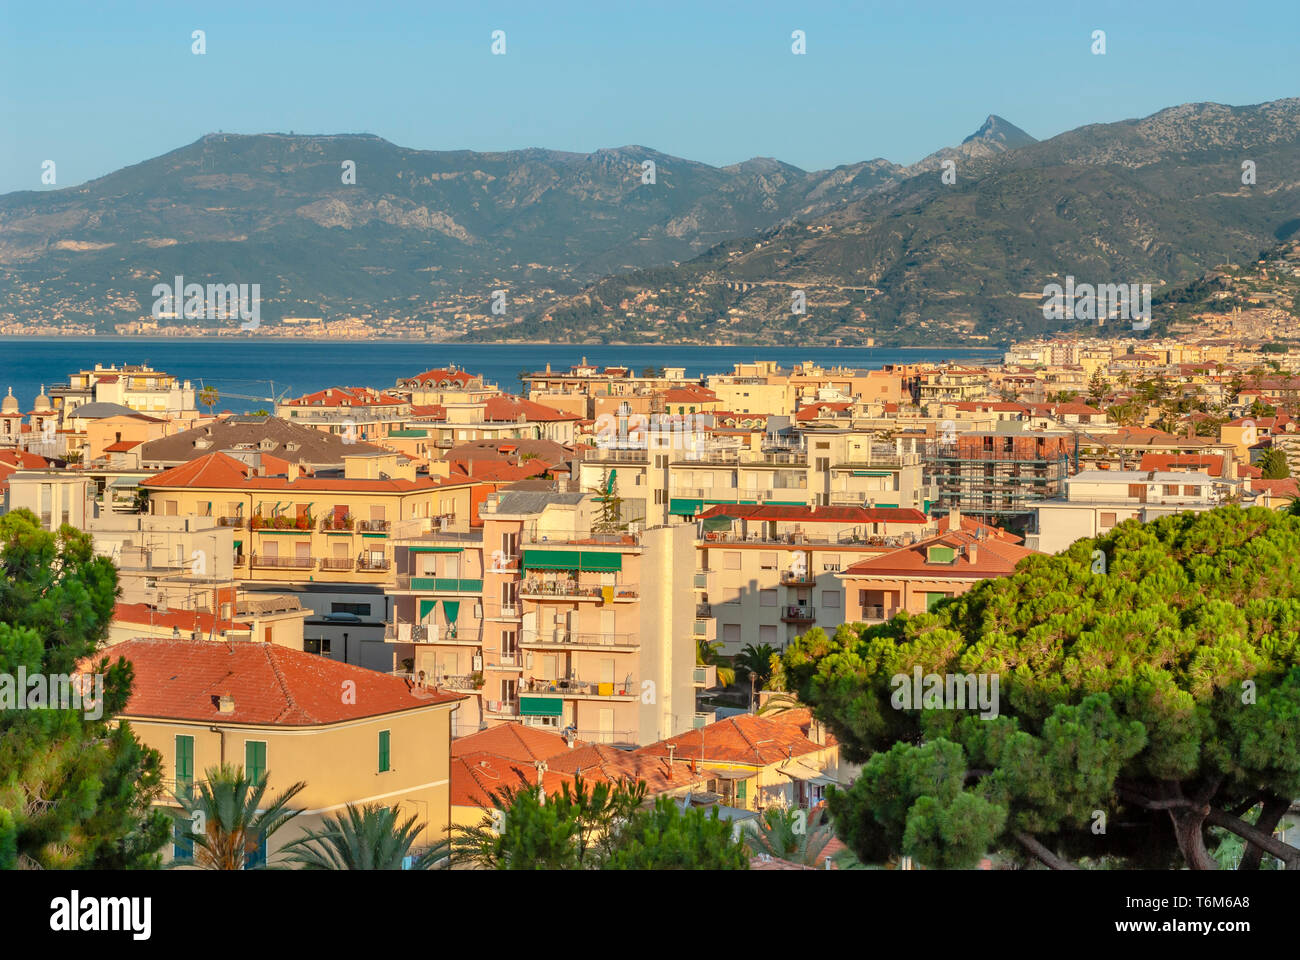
1183;485;1198;496
245;832;267;870
1127;484;1144;499
822;590;841;608
925;592;949;612
759;589;777;607
172;815;194;862
654;489;666;504
759;552;777;570
723;624;741;645
1100;512;1117;528
379;730;391;772
1164;485;1179;496
724;552;741;570
759;624;777;646
331;602;370;616
245;741;267;782
175;734;194;791
823;554;840;572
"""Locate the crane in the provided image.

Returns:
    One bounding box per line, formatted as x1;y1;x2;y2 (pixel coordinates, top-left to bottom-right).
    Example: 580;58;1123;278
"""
195;379;293;413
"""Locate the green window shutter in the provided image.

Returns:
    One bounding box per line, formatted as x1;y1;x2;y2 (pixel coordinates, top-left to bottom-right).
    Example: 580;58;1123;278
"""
379;730;391;772
737;779;747;801
926;545;956;564
173;815;194;862
245;741;267;782
925;592;949;612
175;734;194;788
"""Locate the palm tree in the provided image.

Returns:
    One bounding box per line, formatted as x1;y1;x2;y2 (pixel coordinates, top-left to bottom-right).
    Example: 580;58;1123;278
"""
198;385;220;414
696;639;735;687
281;803;448;870
743;806;841;867
173;763;306;870
735;642;777;688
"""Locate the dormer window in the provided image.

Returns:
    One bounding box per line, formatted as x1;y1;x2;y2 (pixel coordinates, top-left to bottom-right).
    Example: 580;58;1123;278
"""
926;545;956;564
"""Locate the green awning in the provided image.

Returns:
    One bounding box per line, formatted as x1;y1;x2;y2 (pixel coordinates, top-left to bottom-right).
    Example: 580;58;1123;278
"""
523;549;581;570
443;601;460;624
701;515;735;533
233;540;242;549
409;546;463;553
579;552;622;572
419;599;438;620
520;696;563;717
669;498;703;517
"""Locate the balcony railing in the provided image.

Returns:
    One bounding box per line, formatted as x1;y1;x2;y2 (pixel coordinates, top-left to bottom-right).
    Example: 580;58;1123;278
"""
396;575;484;593
520;580;639;601
250;555;315;569
523;677;639;698
216;516;245;527
781;605;816;622
318;557;354;571
569;729;637;746
521;631;639;649
357;556;391;571
780;569;816;586
320;517;355;532
358;519;391;533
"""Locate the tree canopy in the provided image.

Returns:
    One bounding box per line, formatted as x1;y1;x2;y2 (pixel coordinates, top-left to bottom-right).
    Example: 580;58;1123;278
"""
782;505;1300;869
0;508;170;868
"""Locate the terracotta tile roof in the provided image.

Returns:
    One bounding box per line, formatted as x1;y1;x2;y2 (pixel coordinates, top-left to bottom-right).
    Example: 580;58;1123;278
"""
1138;453;1227;477
451;723;574;763
545;742;708;795
1253;478;1300;500
450;751;578;809
661;385;717;403
409;404;448;419
104;440;143;453
141;450;450;492
698;503;929;525
934;513;1023;542
841;528;1037;579
406;369;480;387
113;602;249;634
636;713;829;767
85;638;462;726
285;386;405;408
0;450;48;469
796;402;853;421
481;396;581;423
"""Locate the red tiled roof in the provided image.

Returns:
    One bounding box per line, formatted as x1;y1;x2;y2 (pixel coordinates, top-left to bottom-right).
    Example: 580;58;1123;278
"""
697;503;929;525
408;369;479;387
636;713;830;767
481;396;581;423
450;752;578;809
1138;453;1227;477
841;529;1036;579
104;440;143;453
113;602;249;633
85;638;462;725
285;386;405;408
451;723;574;763
141;451;451;492
0;450;48;469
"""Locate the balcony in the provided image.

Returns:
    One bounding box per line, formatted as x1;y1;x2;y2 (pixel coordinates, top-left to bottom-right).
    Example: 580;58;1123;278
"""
569;729;637;747
522;677;639;699
780;569;816;587
520;580;639;602
860;605;894;622
484;699;520;717
318;557;354;572
357;556;391;572
320;517;355;532
250;555;315;570
483;604;522;620
232;553;247;566
693;665;717;688
395;575;484;593
521;631;639;650
695;602;712;618
692;710;716;728
216;516;245;528
358;519;391;534
781;605;816;623
384;623;477;644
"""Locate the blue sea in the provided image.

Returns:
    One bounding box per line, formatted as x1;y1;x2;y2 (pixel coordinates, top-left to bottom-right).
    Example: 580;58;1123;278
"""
0;338;1003;411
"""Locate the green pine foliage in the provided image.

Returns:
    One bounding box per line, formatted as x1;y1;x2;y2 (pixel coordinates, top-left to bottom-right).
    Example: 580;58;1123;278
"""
783;505;1300;869
0;508;170;868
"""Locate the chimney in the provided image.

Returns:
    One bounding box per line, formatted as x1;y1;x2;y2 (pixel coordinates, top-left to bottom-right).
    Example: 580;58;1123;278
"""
949;502;962;531
968;542;979;565
217;694;235;714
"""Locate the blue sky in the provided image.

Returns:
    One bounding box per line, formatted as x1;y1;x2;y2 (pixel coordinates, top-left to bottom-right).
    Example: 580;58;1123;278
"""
1;0;1297;194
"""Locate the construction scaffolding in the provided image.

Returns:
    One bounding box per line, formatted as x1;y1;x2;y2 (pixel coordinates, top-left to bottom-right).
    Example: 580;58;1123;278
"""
923;434;1073;522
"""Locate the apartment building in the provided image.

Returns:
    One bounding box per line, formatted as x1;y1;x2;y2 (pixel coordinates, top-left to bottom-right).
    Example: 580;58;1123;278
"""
695;503;936;652
87;639;464;865
276;386;412;443
839;518;1037;621
394;367;499;406
1028;469;1243;554
47;363;200;430
3;469;96;531
387;489;696;747
925;428;1074;524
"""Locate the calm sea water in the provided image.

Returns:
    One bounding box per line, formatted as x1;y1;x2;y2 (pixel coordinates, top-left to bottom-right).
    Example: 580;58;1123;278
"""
0;338;1003;411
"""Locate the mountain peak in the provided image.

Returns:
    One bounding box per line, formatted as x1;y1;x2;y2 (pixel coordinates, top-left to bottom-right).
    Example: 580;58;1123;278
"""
962;115;1036;150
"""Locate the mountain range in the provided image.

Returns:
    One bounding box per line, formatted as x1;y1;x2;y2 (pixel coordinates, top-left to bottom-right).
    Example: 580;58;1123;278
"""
2;99;1298;345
